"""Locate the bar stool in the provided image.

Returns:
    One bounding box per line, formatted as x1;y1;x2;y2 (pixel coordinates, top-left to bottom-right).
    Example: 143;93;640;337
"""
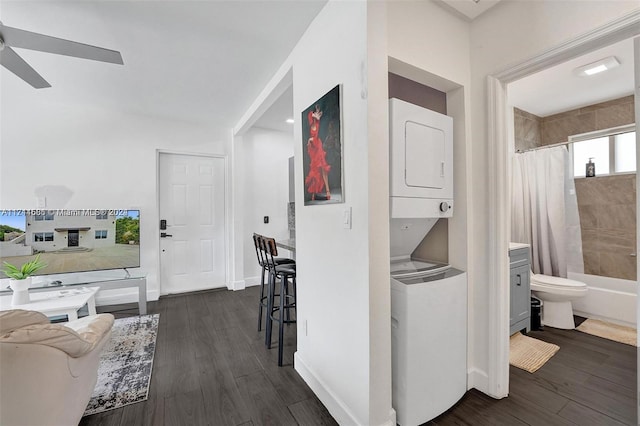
262;236;297;366
253;233;294;332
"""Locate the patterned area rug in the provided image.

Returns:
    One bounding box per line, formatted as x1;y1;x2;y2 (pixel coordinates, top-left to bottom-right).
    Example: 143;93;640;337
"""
577;318;637;347
83;314;159;416
509;332;559;373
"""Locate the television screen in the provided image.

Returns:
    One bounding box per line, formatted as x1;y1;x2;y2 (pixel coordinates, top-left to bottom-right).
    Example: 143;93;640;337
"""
0;209;140;277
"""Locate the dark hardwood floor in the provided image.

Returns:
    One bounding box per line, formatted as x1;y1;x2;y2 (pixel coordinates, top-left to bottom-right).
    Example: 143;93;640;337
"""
428;317;637;426
80;286;337;426
81;289;636;426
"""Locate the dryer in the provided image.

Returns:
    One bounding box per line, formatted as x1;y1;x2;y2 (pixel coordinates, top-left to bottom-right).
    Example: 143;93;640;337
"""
389;98;453;219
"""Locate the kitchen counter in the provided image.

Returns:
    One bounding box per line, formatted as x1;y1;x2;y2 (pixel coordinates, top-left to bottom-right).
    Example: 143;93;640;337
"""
509;242;530;251
276;238;296;252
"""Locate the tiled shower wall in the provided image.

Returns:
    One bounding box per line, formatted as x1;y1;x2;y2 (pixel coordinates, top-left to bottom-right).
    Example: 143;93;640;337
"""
515;95;635;151
574;175;636;280
514;95;636;279
514;108;543;151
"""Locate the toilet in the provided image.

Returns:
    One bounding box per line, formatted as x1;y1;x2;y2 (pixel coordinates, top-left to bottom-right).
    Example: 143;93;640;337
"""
530;273;588;329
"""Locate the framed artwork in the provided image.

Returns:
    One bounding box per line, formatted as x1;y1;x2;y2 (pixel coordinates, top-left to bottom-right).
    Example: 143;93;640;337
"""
301;84;343;205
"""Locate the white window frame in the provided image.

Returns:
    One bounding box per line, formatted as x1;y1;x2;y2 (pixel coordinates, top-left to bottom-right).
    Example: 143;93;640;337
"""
569;124;636;178
34;212;54;221
96;212;109;220
95;230;108;239
34;232;54;242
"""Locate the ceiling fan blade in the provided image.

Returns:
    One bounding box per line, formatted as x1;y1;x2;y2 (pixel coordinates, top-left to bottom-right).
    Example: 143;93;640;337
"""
0;46;50;88
0;24;123;65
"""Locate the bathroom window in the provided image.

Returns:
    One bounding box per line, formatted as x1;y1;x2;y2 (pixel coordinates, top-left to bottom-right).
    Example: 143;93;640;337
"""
572;137;609;176
571;130;636;177
614;132;636;173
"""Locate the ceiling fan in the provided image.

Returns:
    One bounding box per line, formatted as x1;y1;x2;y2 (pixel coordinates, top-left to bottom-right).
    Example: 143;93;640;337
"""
0;21;123;89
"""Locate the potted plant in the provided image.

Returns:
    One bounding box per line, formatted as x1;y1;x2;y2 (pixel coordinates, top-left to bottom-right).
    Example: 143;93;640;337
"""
1;254;47;306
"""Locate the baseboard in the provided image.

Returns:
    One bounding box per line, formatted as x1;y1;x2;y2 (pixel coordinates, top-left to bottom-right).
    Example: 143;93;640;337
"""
147;289;160;301
229;280;246;291
384;408;397;426
294;352;363;425
244;276;261;287
467;367;489;393
95;288;156;306
95;289;144;306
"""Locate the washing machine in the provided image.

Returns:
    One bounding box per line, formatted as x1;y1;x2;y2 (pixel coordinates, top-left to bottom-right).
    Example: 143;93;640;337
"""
391;262;467;426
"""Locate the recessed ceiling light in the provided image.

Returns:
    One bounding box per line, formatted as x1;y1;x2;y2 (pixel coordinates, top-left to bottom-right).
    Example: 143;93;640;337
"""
286;118;294;124
574;56;620;77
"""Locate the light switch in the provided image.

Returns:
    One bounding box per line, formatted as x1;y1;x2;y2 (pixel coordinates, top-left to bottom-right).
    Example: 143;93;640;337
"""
343;207;352;229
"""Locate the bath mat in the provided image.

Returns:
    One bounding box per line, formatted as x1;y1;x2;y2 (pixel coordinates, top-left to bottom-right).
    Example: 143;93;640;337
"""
83;314;159;416
509;332;559;373
577;318;637;347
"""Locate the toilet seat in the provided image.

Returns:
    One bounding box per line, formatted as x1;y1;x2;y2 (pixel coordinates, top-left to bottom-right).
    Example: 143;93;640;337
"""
531;273;587;288
530;273;588;298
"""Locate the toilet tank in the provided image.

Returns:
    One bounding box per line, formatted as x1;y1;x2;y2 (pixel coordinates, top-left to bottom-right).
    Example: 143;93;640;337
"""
389;98;453;219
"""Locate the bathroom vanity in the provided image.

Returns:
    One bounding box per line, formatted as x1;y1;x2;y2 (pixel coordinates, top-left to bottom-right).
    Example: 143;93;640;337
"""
509;243;531;334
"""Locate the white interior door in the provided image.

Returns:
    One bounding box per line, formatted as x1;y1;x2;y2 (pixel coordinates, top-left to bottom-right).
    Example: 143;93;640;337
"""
159;153;226;294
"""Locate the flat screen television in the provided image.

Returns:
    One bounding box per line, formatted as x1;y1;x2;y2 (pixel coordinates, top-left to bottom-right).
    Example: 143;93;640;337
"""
0;209;140;277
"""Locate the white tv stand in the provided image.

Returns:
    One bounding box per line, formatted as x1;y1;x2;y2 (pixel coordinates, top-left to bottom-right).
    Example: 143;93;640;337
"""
1;274;147;315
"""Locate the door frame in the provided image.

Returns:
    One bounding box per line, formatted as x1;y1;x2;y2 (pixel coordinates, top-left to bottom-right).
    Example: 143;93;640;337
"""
486;10;640;398
487;10;640;398
156;150;230;295
67;230;79;247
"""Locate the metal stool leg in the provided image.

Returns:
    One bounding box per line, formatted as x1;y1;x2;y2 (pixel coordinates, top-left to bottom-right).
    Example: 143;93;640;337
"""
278;272;287;366
265;269;276;348
257;265;266;331
284;276;291;323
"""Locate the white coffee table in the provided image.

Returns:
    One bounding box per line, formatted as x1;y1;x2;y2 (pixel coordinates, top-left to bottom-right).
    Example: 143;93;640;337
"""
0;287;99;321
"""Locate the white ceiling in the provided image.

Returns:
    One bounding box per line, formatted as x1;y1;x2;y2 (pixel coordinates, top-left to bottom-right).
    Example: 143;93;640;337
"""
508;37;635;117
4;1;631;134
436;0;502;21
252;85;294;134
0;1;326;131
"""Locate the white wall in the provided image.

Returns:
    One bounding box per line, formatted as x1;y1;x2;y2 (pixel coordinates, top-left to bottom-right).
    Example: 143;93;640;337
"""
235;1;393;425
367;2;393;423
292;3;383;424
469;0;639;396
0;93;227;302
241;127;293;284
387;1;470;90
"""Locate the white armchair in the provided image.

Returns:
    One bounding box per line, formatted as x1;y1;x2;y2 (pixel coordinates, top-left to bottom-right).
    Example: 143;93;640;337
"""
0;309;114;426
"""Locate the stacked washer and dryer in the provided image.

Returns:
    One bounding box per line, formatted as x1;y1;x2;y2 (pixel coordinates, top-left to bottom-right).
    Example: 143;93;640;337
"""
389;98;467;426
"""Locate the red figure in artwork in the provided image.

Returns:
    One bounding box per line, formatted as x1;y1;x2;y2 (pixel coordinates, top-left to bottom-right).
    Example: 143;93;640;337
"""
305;105;331;201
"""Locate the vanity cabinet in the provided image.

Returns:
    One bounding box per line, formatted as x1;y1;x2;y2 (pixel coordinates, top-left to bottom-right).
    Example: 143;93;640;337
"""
509;245;531;334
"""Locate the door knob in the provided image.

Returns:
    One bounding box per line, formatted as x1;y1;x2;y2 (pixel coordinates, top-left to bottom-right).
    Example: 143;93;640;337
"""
160;232;173;238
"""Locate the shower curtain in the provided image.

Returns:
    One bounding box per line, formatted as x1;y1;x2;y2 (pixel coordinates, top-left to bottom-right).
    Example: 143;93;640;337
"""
511;146;584;277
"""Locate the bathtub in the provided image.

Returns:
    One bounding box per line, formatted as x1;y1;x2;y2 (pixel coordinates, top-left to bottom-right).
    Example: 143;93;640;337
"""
568;272;637;327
